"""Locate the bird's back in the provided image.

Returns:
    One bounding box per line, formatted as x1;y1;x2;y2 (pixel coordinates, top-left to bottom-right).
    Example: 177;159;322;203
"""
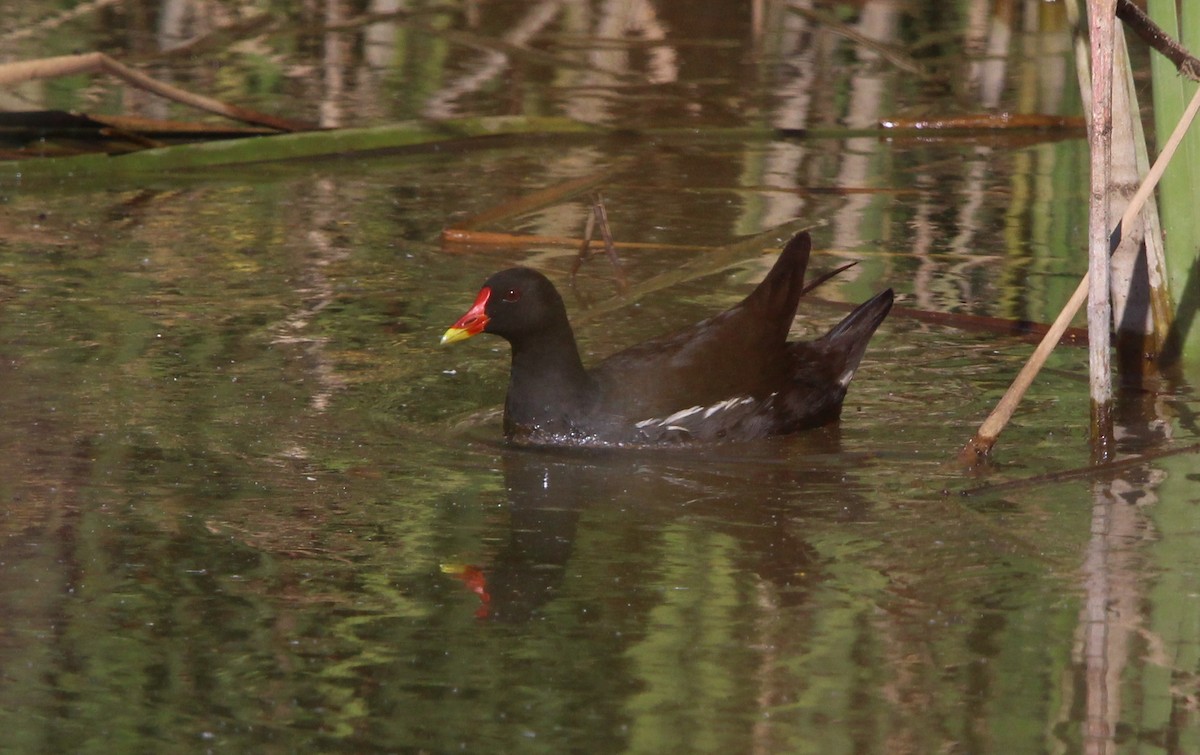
590;232;813;420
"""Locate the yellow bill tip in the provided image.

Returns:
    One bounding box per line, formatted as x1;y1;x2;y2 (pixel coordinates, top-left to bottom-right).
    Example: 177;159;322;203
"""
440;326;474;345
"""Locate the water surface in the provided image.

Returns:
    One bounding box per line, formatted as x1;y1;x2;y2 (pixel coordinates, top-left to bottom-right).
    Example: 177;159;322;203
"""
2;2;1198;753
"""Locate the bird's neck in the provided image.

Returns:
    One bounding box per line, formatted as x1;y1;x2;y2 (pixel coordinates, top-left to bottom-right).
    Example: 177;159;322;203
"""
504;324;595;438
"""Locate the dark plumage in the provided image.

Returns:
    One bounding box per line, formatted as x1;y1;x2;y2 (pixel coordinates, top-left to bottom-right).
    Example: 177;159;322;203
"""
442;231;893;446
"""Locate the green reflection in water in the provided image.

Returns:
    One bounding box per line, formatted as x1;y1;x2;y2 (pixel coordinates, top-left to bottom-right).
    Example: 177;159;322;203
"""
0;69;1193;755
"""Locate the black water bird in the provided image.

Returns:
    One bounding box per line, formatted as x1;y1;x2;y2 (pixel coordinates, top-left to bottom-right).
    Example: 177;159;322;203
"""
442;231;893;446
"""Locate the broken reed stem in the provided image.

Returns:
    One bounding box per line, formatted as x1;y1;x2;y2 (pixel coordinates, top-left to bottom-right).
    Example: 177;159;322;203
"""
0;53;314;132
959;31;1200;466
1088;0;1117;460
1116;0;1200;81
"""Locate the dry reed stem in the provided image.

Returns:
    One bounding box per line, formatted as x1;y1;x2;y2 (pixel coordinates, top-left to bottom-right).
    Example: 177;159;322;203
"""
1088;0;1117;460
959;63;1200;466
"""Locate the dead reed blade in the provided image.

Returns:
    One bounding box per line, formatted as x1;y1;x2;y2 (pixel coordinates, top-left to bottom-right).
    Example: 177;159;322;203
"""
448;163;630;232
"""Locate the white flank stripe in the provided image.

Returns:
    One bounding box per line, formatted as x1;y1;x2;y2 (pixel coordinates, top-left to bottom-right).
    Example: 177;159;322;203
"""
659;405;704;426
637;396;761;431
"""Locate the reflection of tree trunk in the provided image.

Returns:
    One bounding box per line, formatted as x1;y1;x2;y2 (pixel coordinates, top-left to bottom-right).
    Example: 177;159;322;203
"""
272;177;351;413
831;1;900;251
1076;474;1159;755
560;0;679;124
321;0;348;128
424;0;564;119
749;581;783;755
738;1;818;233
364;0;404;69
1081;483;1118;754
966;0;1013;110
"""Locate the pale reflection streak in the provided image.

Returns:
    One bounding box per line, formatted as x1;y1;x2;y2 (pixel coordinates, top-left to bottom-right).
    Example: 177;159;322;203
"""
321;0;349;128
271;175;352;413
947;0;994;262
970;2;1013;110
364;0;405;69
1076;473;1160;755
827;1;899;253
739;0;818;235
563;0;678;124
421;0;679;122
589;0;677;85
423;0;563;120
151;0;232;121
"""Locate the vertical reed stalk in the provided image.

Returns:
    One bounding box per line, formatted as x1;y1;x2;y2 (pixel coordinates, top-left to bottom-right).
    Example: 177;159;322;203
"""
1147;0;1200;365
1087;0;1116;459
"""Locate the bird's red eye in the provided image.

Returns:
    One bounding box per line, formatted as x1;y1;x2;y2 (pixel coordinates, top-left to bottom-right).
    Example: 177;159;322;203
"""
503;289;521;303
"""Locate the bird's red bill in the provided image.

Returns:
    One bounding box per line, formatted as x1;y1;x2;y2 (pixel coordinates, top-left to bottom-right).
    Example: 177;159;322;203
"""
441;287;492;344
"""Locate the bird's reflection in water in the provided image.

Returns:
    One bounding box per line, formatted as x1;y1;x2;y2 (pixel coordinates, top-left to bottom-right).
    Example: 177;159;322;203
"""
446;426;873;622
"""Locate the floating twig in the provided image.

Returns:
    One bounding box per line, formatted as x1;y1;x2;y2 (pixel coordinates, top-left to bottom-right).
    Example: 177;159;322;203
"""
879;113;1086;131
801;262;857;296
0;0;120;44
0;53;314;132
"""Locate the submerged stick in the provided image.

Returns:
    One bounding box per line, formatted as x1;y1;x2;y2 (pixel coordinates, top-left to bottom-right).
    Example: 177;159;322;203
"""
959;68;1200;465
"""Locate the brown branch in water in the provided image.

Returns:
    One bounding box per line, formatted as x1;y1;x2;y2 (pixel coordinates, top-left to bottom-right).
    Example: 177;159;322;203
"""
1116;0;1200;82
879;113;1086;131
0;53;315;132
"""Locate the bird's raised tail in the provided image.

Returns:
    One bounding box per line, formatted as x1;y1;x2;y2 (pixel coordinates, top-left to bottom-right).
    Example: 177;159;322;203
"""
821;288;894;388
740;231;811;338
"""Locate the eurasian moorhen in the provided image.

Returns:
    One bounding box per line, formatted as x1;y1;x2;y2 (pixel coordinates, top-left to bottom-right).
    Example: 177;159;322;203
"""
442;231;893;446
